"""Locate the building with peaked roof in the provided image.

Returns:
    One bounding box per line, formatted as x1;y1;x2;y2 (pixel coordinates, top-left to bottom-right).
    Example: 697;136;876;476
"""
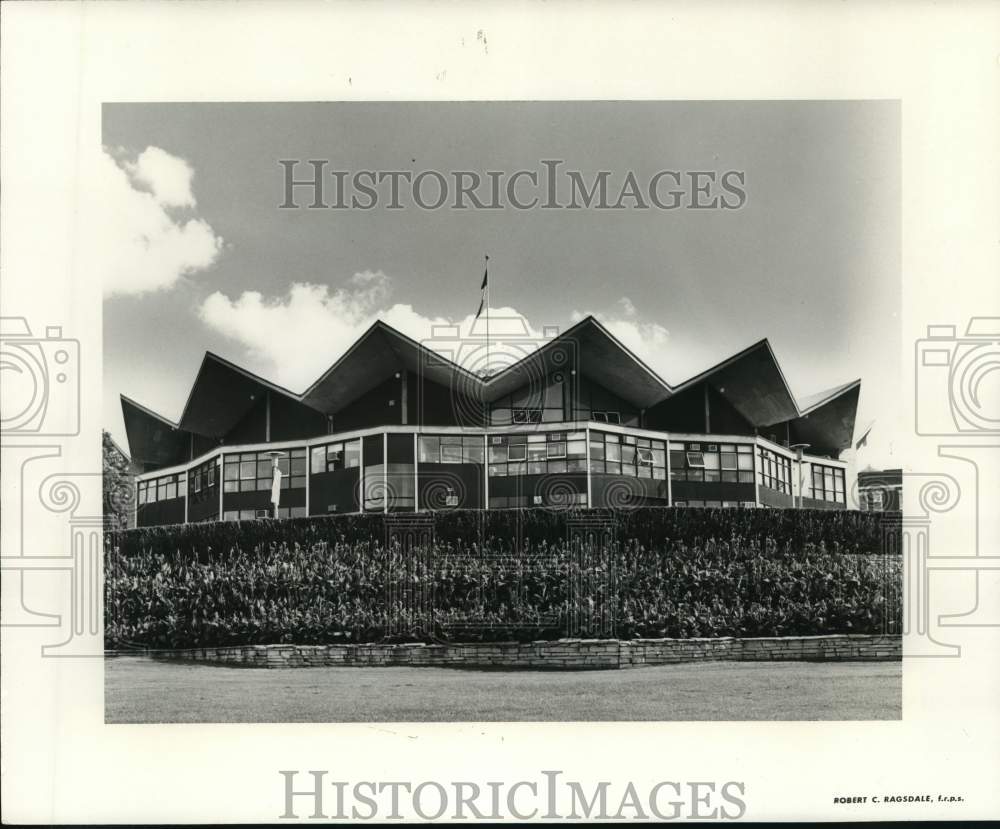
121;316;861;527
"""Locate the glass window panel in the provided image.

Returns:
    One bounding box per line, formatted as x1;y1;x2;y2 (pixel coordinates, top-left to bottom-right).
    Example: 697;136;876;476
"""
240;461;255;480
508;444;527;462
653;468;665;480
721;452;738;470
589;441;605;461
464;444;484;464
590;460;605;473
527;461;545;475
704;453;720;470
417;436;438;462
508;461;526;475
441;443;463;463
669;442;686;450
527;445;546;461
547;442;566;459
605;461;622;475
224;463;238;481
605;442;620;462
686;452;705;468
737;454;753;471
566;439;587;457
488;465;505;477
223;480;237;493
489;446;507;463
548;460;568;474
567;458;587;472
638;466;652;479
344;440;361;468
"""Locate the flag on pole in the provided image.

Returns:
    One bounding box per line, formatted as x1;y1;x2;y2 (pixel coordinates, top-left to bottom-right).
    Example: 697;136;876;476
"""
855;420;875;450
475;257;489;319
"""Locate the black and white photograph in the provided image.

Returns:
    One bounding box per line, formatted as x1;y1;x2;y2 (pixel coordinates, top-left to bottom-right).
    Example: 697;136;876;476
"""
2;2;998;824
101;100;902;723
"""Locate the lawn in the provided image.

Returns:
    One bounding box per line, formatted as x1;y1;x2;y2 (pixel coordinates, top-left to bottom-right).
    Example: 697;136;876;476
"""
105;657;901;723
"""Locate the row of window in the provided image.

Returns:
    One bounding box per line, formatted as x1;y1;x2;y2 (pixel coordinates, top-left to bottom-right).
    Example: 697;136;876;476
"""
758;447;794;495
139;437;847;506
500;408;626;425
588;431;667;478
488;432;588;477
222;448;307;493
310;439;362;474
669;441;755;482
418;435;486;465
137;472;185;504
189;457;218;495
811;463;847;504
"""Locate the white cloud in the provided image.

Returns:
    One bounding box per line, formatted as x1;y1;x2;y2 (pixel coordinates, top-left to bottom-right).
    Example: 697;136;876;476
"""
123;146;197;208
571;296;671;377
199;275;558;390
89;146;224;297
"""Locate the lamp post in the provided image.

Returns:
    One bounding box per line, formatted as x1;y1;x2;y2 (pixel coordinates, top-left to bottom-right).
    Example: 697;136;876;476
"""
267;450;286;518
790;443;810;509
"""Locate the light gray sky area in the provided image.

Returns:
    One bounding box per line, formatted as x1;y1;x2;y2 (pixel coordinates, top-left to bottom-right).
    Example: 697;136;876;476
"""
102;101;900;468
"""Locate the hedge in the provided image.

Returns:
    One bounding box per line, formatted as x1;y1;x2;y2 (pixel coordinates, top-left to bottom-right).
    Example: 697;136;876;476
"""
105;508;901;648
110;507;899;560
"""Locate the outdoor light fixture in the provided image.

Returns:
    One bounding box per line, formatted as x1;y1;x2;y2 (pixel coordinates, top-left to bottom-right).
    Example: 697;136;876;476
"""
266;450;287;518
790;443;811;509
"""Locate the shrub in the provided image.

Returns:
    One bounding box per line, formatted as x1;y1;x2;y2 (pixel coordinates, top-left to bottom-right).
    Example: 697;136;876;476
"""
105;508;901;648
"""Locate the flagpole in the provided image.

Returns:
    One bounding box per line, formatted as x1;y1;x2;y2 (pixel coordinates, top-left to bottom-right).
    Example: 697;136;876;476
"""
485;254;490;377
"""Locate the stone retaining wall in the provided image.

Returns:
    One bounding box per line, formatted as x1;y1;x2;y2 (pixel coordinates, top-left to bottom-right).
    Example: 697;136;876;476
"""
140;634;900;669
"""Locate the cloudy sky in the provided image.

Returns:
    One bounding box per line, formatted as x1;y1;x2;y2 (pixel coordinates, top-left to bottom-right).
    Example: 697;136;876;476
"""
102;101;900;467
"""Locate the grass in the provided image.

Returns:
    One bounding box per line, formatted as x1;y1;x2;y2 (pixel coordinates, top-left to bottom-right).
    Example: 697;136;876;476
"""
105;657;901;723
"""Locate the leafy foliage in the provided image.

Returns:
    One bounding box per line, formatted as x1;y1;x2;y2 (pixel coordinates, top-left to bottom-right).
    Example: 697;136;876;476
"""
105;508;901;648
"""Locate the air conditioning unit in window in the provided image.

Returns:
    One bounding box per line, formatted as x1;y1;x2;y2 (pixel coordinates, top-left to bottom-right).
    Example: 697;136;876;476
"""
533;495;543;505
445;495;458;507
491;436;503;445
707;444;718;451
